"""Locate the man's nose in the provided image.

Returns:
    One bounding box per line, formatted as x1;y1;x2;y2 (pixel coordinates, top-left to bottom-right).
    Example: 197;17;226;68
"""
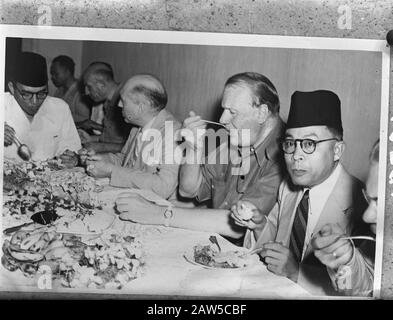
219;110;230;124
85;86;89;96
32;94;38;104
362;203;377;224
292;141;305;161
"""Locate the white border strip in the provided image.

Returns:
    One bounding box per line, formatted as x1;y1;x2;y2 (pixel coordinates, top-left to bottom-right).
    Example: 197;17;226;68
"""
0;24;389;52
0;24;390;298
373;47;390;299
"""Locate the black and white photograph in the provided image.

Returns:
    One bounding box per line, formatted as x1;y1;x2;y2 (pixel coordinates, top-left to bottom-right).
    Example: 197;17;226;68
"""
0;24;389;301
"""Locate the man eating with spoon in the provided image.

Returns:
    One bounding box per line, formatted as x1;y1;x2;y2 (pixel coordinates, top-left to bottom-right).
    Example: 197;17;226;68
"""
4;52;81;166
115;72;285;241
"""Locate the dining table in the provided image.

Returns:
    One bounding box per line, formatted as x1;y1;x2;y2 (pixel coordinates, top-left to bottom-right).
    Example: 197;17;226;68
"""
0;180;312;299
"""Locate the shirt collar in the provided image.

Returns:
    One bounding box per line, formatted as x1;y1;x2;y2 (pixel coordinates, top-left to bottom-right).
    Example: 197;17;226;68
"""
307;162;343;214
246;117;284;167
141;115;157;133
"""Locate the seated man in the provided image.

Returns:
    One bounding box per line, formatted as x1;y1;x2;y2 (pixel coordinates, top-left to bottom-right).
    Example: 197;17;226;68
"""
114;72;285;240
80;62;131;153
50;55;91;124
4;51;81;166
236;90;368;295
311;140;378;296
81;74;181;200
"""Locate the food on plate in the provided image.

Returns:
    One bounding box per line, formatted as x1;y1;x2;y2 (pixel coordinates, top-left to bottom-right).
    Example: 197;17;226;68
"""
3;160;105;231
59;232;144;289
193;244;259;268
1;228;145;289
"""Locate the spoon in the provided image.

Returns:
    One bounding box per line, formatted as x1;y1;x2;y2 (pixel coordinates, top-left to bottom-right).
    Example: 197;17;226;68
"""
13;135;32;161
201;120;226;128
209;235;222;252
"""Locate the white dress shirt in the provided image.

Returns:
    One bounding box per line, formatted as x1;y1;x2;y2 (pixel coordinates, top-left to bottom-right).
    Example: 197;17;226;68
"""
3;92;82;162
299;163;343;260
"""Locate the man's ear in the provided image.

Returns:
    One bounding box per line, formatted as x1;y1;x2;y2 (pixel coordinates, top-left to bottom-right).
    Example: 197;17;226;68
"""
256;104;269;124
333;140;345;161
8;81;14;95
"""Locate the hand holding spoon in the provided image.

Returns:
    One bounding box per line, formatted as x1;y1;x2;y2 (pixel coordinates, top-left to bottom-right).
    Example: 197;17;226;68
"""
13;135;32;161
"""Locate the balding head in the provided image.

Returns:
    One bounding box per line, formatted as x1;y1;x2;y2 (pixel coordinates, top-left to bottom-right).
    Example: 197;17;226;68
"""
121;74;168;112
83;61;114;83
83;62;116;102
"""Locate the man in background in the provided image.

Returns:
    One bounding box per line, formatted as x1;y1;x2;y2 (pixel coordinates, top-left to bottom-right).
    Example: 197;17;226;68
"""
50;55;91;125
81;74;181;200
4;51;81;166
81;61;131;153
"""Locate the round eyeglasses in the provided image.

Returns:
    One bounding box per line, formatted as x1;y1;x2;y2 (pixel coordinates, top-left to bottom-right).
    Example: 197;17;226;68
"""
14;85;48;101
281;138;339;154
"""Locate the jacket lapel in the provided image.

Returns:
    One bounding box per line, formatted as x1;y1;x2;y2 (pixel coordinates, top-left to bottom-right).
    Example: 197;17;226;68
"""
303;168;353;257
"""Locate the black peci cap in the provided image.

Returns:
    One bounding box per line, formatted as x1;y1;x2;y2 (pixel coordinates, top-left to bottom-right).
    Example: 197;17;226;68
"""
287;90;343;135
13;52;48;87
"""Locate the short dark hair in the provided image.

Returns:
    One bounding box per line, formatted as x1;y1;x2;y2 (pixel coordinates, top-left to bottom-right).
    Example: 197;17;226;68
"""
52;55;75;75
224;72;280;114
370;140;379;163
131;85;168;111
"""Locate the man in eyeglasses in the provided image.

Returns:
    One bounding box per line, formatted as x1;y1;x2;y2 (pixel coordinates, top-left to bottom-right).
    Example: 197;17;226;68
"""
4;52;81;165
235;90;368;295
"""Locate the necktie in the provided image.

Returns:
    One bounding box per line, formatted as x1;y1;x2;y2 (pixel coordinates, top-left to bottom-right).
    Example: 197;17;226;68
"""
289;189;310;263
133;129;143;165
122;128;142;167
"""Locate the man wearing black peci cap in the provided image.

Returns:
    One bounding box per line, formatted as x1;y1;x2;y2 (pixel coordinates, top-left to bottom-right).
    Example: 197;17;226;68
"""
4;52;81;165
243;90;368;295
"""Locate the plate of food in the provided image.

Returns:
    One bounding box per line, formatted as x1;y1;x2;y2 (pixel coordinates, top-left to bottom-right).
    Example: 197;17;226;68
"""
183;242;260;270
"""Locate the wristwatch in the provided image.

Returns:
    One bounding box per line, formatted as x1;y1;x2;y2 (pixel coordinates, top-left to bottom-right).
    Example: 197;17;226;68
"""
163;206;174;227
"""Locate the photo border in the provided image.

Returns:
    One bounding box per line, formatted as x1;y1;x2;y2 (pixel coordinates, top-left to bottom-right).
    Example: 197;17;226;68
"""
0;24;390;299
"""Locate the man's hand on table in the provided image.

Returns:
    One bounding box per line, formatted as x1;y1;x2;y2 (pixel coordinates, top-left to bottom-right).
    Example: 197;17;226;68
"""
115;192;165;225
260;241;299;282
85;156;114;178
77;119;104;133
312;224;354;270
78;147;96;165
59;149;78;168
230;200;267;231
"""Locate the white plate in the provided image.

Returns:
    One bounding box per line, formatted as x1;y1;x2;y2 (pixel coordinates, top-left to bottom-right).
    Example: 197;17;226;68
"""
183;247;259;270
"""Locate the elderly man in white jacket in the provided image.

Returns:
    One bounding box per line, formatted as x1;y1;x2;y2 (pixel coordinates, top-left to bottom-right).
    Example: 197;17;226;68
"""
3;52;81;166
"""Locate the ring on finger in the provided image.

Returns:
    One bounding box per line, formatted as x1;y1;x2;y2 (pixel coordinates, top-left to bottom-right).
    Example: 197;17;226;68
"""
332;251;337;258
